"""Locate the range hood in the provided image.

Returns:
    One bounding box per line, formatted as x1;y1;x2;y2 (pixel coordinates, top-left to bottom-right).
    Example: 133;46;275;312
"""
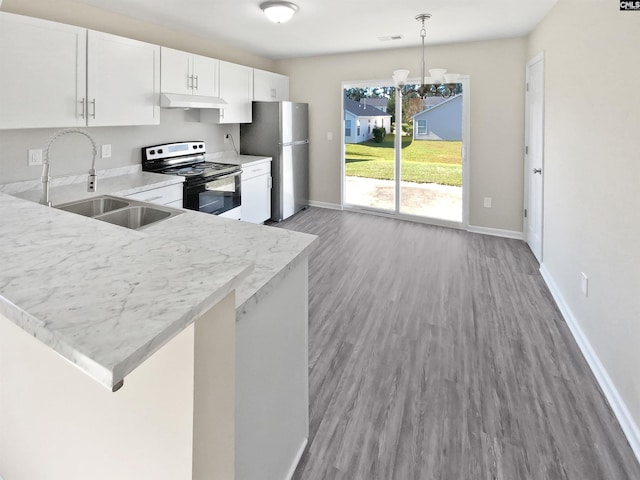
160;93;227;109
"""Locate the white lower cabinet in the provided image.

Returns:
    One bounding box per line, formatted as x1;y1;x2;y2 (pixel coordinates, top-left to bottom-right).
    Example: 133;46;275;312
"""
241;159;271;224
124;183;183;207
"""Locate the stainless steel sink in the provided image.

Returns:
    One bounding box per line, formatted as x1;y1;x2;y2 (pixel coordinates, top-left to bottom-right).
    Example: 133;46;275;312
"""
95;206;173;230
57;196;129;217
55;195;183;230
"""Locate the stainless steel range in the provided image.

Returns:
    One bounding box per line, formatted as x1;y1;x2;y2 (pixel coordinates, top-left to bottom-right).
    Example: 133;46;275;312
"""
141;141;242;219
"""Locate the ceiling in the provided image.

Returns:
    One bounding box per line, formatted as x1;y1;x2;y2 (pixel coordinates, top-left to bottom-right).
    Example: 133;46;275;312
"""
71;0;558;60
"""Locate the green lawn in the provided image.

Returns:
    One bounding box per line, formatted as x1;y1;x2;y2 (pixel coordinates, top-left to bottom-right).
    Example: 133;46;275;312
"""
345;135;462;186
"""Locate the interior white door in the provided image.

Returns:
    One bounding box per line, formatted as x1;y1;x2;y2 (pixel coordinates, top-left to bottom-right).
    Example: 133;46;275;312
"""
524;53;545;262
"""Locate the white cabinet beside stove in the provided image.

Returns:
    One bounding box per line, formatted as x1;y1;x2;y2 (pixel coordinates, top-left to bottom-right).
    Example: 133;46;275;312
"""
124;183;183;209
241;158;272;224
161;47;219;97
201;61;253;124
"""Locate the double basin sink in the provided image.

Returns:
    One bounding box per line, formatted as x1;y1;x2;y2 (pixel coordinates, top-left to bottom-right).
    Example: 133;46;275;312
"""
56;195;183;230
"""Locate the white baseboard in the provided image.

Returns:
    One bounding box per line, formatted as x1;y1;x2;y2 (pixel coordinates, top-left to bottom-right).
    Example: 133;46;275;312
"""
540;263;640;462
467;224;524;240
284;437;308;480
307;200;343;211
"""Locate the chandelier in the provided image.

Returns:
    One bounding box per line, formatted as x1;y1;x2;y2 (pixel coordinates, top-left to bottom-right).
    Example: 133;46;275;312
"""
392;14;460;98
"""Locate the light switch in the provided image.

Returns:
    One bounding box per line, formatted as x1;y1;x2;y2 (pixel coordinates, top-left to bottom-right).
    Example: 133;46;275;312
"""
483;197;492;208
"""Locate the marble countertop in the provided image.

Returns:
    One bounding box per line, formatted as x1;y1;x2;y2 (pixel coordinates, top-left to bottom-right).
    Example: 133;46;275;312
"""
2;165;183;205
0;166;317;391
0;193;252;390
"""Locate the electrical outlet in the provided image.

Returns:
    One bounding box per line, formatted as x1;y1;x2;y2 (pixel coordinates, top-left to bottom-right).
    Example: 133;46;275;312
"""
327;131;333;141
581;272;589;297
28;149;43;166
101;144;112;158
483;197;492;208
224;134;230;144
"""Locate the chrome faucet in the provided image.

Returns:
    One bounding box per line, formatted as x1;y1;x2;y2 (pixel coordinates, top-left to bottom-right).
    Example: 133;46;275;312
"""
41;128;98;206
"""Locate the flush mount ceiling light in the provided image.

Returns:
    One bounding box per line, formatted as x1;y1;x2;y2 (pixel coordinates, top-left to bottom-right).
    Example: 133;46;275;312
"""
392;13;461;98
260;1;299;24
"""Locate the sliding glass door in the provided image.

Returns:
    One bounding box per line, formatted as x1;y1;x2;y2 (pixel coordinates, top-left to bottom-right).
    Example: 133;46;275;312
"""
343;79;466;225
343;84;396;212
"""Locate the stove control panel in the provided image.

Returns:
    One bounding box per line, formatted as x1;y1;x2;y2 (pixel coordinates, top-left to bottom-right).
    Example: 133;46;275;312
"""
142;141;205;162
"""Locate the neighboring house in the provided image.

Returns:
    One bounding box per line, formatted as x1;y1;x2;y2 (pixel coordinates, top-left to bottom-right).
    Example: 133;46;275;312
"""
344;97;392;144
359;97;388;113
411;94;462;141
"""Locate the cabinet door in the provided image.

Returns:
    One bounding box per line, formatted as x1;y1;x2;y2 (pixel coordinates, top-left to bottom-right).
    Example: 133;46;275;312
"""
272;73;290;101
253;69;289;102
218;61;253;124
161;47;192;95
192;54;219;97
87;31;160;126
0;13;86;129
242;174;271;224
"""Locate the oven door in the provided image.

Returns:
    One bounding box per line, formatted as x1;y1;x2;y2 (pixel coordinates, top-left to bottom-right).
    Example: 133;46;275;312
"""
184;171;241;215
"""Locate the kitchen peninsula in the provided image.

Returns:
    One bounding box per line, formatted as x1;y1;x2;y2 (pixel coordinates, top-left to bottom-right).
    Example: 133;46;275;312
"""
0;185;317;479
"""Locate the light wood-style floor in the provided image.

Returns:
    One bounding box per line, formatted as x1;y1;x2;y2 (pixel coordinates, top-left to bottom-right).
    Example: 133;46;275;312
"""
276;207;640;480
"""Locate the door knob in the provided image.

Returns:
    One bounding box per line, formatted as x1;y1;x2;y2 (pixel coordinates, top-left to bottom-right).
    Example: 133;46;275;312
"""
533;168;542;174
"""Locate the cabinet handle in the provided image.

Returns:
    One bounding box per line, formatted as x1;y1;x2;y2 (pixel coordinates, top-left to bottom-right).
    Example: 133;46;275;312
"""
79;98;86;119
188;75;193;90
141;195;164;203
194;75;199;90
90;99;96;119
271;88;276;99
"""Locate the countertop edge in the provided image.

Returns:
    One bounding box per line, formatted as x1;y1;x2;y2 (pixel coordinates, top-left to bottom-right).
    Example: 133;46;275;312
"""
112;261;254;390
236;236;319;319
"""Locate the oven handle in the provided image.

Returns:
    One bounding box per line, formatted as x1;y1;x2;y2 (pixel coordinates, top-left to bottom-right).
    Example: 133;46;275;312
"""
214;170;242;180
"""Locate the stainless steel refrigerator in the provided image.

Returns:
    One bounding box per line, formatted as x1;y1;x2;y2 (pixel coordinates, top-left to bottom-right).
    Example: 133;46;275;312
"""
240;101;309;222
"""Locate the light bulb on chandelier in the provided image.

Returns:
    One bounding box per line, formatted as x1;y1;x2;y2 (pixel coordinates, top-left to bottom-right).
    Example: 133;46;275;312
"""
393;14;460;98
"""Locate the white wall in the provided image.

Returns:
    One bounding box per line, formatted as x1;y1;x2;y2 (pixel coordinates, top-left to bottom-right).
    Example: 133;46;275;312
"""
528;0;640;444
277;37;527;231
0;0;275;184
0;109;239;183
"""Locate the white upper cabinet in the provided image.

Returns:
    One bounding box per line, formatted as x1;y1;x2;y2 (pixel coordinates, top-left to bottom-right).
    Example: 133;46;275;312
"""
87;31;160;126
161;47;219;97
202;61;253;124
0;13;87;129
0;13;160;129
253;69;290;102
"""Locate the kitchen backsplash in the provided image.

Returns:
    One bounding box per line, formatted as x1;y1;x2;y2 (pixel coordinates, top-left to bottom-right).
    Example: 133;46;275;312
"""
0;108;239;183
